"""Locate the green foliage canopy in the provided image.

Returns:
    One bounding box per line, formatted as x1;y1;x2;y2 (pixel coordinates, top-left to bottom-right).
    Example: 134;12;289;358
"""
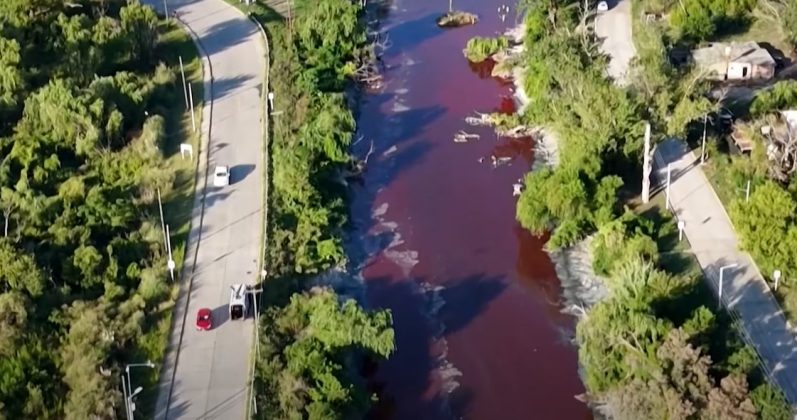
255;289;394;420
0;1;190;418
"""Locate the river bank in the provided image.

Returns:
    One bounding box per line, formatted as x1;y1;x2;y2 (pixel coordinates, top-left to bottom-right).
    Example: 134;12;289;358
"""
488;24;608;320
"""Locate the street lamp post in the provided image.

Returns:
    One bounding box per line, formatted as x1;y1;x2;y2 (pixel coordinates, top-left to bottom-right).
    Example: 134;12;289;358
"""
677;220;685;242
188;83;196;132
128;386;143;419
121;374;131;420
718;263;739;309
125;361;155;419
157;188;167;255
166;224;175;281
179;56;189;109
701;113;707;164
665;163;672;210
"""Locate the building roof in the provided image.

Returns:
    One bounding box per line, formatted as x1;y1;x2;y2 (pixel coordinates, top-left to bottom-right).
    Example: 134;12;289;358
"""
691;42;776;67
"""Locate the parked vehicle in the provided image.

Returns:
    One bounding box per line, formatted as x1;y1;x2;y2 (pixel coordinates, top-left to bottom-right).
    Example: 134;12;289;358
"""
229;284;248;320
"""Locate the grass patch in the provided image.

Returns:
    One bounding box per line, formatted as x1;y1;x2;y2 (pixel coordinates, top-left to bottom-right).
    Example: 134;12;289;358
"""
717;14;795;58
131;19;205;417
632;191;702;278
703;154;747;208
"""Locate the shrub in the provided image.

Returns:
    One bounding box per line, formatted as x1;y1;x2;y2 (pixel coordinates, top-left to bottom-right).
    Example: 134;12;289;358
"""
463;36;509;62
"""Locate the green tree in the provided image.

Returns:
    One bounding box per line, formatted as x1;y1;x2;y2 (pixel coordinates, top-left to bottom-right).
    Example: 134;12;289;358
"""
0;292;28;355
295;0;364;91
0;239;45;296
0;37;24;115
730;181;797;280
255;288;394;419
119;1;158;67
669;0;756;41
750;384;792;420
60;301;118;420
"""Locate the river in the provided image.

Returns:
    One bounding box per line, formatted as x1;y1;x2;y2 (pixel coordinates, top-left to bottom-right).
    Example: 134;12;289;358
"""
347;0;593;418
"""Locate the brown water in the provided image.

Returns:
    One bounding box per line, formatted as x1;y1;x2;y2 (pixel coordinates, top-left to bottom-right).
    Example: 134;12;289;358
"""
348;0;592;418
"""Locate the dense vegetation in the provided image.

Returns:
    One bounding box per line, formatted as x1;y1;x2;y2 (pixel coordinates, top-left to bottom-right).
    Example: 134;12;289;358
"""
514;0;710;249
265;0;364;276
0;0;201;418
239;0;396;418
513;0;792;417
750;80;797;117
668;0;756;41
254;288;394;418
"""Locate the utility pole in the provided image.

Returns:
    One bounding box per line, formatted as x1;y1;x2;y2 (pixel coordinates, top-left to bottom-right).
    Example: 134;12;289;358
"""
449;0;453;13
179;56;189;109
641;122;652;203
188;83;196;132
163;0;169;19
745;180;751;202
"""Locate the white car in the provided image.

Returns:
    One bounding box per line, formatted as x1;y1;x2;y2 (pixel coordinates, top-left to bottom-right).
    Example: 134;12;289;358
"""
213;165;230;187
597;1;609;12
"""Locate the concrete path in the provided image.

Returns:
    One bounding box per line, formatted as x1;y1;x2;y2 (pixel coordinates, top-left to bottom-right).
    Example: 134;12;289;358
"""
142;1;267;419
654;139;797;408
594;0;636;85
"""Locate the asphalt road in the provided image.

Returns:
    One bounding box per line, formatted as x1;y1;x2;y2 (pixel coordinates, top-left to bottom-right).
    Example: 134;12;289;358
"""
142;0;267;419
655;139;797;408
594;0;636;85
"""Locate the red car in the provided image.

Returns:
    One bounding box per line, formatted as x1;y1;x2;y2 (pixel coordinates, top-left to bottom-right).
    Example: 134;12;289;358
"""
196;308;212;331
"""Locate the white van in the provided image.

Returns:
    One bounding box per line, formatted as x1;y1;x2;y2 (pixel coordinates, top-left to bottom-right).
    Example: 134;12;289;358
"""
229;284;248;320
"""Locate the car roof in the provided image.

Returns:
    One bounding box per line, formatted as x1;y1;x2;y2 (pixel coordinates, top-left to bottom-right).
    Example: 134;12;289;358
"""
198;307;212;315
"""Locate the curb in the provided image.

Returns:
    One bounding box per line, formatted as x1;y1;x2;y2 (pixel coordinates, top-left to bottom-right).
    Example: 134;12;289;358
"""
153;13;215;420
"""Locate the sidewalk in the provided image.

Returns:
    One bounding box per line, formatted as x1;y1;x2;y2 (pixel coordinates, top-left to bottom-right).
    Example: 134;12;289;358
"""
654;139;797;408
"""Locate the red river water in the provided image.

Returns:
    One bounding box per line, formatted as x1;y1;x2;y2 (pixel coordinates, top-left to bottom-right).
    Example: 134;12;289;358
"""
347;0;593;418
